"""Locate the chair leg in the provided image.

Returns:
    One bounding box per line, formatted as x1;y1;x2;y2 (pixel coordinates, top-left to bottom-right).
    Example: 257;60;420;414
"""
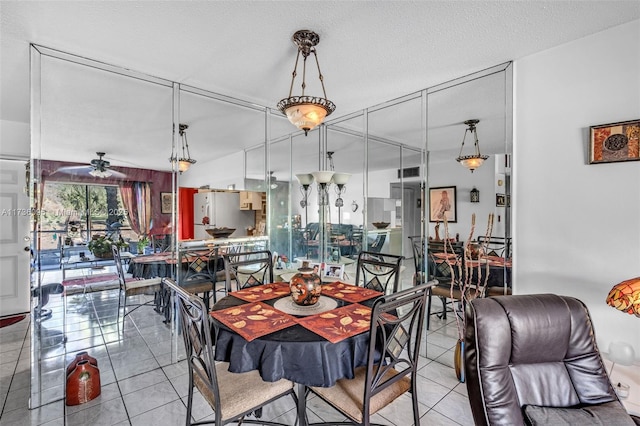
186;373;194;426
440;296;447;320
426;291;433;330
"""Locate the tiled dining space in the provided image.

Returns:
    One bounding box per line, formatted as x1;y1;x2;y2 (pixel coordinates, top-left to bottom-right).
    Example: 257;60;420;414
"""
0;263;473;425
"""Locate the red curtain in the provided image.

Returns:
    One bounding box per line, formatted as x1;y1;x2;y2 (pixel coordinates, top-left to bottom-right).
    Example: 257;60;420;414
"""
179;187;198;240
120;182;152;237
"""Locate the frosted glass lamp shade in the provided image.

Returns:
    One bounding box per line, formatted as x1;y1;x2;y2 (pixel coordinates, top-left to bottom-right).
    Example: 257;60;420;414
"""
285;104;328;135
331;173;351;186
295;173;314;186
312;171;334;184
608;341;636;366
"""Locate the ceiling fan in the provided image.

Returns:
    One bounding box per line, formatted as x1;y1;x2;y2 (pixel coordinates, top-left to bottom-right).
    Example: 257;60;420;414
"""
54;152;127;179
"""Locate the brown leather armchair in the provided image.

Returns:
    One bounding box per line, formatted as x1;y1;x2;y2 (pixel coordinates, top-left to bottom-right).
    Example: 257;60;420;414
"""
464;294;639;425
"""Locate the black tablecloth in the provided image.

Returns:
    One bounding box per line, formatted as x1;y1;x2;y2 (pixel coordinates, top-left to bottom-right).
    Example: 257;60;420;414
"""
127;261;174;279
212;295;374;388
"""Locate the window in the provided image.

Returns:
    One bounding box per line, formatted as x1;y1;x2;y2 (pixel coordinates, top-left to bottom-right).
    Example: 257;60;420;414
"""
40;182;135;251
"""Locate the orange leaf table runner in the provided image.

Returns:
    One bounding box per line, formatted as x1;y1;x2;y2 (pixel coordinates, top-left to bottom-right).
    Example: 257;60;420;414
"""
210;301;297;342
466;256;511;268
296;303;372;343
231;282;291;302
321;282;382;303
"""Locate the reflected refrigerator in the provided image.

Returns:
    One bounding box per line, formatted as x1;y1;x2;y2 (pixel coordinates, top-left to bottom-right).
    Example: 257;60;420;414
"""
193;191;255;240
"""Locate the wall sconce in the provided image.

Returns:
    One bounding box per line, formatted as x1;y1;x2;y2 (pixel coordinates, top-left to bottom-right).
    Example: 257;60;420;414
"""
456;119;488;173
470;187;480;203
169;123;196;173
277;30;336;136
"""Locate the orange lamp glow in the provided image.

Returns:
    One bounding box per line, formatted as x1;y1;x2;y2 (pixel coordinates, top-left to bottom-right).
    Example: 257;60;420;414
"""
606;276;640;317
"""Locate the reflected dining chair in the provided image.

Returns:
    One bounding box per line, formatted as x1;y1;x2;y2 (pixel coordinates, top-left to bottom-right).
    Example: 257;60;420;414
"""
223;249;273;292
177;246;227;309
306;281;434;426
425;240;467;330
164;278;297;426
112;245;162;331
354;251;404;295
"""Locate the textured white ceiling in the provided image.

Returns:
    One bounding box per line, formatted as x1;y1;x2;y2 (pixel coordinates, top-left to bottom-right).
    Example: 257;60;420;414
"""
2;1;639;169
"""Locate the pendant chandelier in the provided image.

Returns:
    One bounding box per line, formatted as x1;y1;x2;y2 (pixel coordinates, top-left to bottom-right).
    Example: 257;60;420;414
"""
456;119;489;173
277;30;336;136
170;123;196;173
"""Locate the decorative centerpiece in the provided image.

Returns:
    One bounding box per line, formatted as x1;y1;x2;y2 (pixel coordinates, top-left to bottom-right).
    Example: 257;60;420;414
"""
372;221;390;229
205;227;236;239
289;261;322;306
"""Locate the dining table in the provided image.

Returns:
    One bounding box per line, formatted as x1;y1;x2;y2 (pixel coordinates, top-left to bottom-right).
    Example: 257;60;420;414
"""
431;252;512;291
210;281;384;426
128;249;224;320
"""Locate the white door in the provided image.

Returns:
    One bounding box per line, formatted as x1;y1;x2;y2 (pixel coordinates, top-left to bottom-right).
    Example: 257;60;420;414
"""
0;159;31;316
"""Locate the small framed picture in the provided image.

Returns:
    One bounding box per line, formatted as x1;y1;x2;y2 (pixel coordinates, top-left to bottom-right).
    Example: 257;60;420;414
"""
309;262;324;276
429;186;457;223
160;192;173;214
323;263;345;280
589;119;640;164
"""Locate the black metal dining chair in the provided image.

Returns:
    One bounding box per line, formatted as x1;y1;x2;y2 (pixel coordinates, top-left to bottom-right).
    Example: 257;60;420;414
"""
223;249;273;292
112;244;162;331
164;278;297;426
177;246;227;309
354;251;404;294
306;281;434;426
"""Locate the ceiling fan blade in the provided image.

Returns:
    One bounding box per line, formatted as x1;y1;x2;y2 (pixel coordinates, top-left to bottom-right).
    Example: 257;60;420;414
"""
53;164;127;179
107;169;127;179
53;165;93;175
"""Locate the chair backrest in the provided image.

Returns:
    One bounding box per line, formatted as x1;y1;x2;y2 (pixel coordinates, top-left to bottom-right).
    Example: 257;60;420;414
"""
305;222;319;240
427;240;464;280
408;235;426;284
476;236;511;258
355;251;404;294
363;282;431;411
163;278;221;413
367;233;387;253
177;246;224;286
223;249;273;291
465;294;621;426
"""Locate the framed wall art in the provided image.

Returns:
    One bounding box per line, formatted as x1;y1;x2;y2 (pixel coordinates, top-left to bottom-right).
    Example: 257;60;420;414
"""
429;186;457;223
589;119;640;164
160;192;173;214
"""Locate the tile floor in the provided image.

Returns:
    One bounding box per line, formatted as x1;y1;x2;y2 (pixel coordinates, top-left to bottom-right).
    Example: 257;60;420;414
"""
0;263;474;425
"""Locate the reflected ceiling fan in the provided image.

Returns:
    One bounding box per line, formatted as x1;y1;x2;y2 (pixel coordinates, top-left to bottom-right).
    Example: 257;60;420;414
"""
54;152;127;179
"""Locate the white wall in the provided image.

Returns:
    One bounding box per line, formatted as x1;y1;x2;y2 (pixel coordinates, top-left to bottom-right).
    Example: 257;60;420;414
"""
427;155;504;241
0;119;29;158
515;20;640;357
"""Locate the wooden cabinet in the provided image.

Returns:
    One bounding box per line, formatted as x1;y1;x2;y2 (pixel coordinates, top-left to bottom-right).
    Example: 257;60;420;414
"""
240;191;263;210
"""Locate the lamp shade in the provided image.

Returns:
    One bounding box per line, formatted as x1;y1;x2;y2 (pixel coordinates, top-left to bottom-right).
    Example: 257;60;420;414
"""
312;171;334;184
284;103;329;135
606;276;640;317
331;172;351;186
457;155;488;172
608;341;636;366
295;173;314;186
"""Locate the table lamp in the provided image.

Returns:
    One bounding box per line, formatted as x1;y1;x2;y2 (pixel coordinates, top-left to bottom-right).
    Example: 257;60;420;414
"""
605;276;639;399
606;276;640;317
